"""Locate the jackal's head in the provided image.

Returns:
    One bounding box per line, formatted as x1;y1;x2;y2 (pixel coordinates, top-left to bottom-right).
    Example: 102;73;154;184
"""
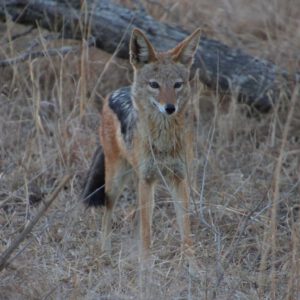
130;28;201;117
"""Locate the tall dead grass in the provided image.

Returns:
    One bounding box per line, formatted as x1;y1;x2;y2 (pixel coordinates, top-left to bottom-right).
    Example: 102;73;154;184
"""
1;0;300;299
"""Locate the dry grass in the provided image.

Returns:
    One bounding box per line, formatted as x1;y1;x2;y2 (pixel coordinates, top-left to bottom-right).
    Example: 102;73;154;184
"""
1;0;300;299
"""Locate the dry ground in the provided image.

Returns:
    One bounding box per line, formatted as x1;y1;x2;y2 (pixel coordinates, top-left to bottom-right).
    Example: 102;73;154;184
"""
1;0;300;299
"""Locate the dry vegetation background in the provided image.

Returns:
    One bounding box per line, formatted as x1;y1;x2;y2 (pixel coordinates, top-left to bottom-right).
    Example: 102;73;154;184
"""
1;0;300;299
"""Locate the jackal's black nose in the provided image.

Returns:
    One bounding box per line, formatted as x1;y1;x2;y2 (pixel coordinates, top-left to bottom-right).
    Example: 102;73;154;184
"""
165;103;176;115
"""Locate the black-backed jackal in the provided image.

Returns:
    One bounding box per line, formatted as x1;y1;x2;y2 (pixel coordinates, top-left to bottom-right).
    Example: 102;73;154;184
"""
82;28;201;270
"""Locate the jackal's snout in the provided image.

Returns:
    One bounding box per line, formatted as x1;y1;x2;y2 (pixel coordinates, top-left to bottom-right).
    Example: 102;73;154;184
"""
157;86;177;115
165;103;176;115
154;100;178;115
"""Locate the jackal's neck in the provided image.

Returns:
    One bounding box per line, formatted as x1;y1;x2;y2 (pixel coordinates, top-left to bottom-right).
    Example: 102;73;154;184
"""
137;107;186;153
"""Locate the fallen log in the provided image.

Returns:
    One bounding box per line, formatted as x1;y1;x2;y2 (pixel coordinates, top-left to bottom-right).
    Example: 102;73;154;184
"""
0;0;297;112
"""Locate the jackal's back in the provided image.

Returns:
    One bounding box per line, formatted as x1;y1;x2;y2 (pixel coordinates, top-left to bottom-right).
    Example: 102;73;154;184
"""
107;86;137;148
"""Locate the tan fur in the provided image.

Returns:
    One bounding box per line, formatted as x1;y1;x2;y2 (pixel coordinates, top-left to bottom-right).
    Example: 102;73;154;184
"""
99;28;201;264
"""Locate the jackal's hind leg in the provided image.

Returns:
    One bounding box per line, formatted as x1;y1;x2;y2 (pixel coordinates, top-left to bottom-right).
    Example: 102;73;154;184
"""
101;159;130;255
138;179;155;259
172;179;193;253
171;178;200;277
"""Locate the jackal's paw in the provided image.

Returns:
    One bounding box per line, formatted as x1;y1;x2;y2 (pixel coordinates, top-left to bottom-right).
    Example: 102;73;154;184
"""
187;257;201;279
100;242;113;265
101;240;111;257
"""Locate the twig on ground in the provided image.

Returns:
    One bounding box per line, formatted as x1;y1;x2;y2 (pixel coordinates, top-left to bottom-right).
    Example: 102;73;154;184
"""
270;84;299;299
0;174;71;272
258;84;299;298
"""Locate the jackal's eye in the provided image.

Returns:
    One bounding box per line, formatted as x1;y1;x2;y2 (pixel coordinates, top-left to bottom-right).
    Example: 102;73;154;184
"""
149;81;160;89
174;81;183;89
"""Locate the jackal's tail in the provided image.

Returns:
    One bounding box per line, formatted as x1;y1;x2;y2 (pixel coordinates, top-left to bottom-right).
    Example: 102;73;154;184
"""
82;146;105;207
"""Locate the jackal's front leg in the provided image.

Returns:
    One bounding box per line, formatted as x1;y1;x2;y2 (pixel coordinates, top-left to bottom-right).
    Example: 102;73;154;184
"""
138;179;155;259
172;178;200;276
172;178;193;256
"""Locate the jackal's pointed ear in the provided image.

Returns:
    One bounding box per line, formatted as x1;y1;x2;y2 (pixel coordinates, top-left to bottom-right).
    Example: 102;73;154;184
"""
171;28;201;67
130;28;157;67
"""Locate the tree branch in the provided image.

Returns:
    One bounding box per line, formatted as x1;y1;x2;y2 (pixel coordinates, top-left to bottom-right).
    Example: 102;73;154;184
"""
0;46;76;66
0;36;95;67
